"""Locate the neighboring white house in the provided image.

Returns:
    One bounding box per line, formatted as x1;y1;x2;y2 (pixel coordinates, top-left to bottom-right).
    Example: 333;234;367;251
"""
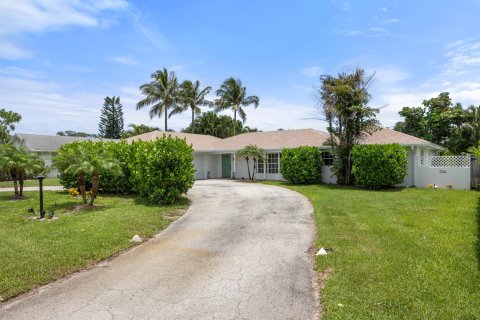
14;133;117;178
126;128;470;189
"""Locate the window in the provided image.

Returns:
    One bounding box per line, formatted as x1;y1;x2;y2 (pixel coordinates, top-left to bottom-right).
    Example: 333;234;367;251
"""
267;153;279;174
322;151;334;166
257;158;264;174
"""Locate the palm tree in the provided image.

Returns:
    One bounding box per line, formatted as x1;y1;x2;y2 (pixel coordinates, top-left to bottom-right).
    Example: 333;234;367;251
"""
237;144;266;180
0;144;45;197
171;80;212;133
136;68;180;131
54;142;122;206
214;78;259;135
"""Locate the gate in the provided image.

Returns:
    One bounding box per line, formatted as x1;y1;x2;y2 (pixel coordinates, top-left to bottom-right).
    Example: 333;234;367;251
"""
471;156;480;190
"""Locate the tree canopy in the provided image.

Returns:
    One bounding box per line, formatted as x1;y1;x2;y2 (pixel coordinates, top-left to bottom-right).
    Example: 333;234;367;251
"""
0;108;22;144
182;111;258;138
317;68;379;185
137;68;180;131
214;78;259;135
99;96;124;139
394;92;480;154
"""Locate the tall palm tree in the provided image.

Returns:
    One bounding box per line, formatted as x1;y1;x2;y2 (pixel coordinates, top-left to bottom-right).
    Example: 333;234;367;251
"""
214;78;259;135
172;80;212;133
136;68;180;131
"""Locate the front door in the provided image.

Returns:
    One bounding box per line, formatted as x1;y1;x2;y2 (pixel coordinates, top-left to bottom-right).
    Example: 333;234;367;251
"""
222;154;231;178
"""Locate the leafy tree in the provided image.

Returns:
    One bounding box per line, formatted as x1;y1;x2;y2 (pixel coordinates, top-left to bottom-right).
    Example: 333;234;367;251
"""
237;145;265;180
172;80;211;133
137;68;180;131
214;78;259;135
0;144;45;196
182;111;258;138
0;108;22;144
57;130;98;137
318;68;379;185
53;142;122;205
395;92;480;154
394;107;426;138
121;123;160;138
99;96;124;139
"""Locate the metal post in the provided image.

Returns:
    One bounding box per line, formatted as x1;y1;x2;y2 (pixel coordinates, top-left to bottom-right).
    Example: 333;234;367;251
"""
38;175;44;218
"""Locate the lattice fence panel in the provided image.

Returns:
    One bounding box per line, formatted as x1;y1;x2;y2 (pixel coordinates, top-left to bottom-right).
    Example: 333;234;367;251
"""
427;156;470;168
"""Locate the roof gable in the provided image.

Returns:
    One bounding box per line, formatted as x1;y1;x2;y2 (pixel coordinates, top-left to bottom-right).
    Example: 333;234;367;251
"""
15;133;117;152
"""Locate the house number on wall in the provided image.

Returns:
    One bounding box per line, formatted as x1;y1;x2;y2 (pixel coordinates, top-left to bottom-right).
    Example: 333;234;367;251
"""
439;169;447;174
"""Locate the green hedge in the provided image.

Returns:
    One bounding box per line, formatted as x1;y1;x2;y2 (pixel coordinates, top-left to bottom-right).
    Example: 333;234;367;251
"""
56;136;195;204
280;147;323;184
130;138;195;204
352;144;407;189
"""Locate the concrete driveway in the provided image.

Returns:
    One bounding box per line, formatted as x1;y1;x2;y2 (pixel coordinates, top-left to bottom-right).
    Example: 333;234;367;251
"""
0;180;317;320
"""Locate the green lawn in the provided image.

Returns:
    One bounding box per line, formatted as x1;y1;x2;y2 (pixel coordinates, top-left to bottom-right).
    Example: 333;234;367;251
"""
0;191;189;301
264;182;480;320
0;177;61;188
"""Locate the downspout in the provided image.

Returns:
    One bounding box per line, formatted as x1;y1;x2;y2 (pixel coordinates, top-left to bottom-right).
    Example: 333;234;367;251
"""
411;146;416;187
232;152;236;179
264;153;266;180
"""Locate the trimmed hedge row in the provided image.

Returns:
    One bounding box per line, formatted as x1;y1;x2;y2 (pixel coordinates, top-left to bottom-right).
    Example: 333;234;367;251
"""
57;136;195;204
352;143;407;189
280;146;323;184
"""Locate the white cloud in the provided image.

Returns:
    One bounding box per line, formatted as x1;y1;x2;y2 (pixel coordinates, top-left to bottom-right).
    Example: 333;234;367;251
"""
441;39;480;76
0;41;32;60
0;0;128;60
301;66;323;78
110;56;139;65
371;67;410;83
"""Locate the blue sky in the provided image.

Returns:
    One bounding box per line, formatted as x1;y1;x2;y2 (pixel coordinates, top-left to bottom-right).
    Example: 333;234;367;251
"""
1;0;480;135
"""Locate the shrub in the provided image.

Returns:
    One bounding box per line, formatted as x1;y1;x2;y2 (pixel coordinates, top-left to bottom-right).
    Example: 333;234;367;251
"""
55;136;195;205
352;144;407;189
131;137;195;204
280;147;323;184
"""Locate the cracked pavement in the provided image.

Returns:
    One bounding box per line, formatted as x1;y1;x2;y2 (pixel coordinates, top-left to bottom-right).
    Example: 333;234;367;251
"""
0;180;317;320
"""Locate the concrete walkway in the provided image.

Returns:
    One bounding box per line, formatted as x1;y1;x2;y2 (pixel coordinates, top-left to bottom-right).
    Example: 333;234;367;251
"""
0;186;64;192
0;180;317;320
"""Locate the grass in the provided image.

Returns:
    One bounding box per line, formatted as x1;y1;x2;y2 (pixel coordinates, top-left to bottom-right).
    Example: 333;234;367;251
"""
263;182;480;320
0;190;189;301
0;177;61;188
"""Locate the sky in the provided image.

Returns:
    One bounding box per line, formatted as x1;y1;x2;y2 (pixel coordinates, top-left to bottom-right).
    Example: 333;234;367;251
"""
1;0;480;135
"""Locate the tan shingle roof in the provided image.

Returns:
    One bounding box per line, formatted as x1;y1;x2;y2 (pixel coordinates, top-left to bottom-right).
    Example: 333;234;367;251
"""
123;128;444;152
214;129;330;151
15;133;117;152
124;131;222;152
360;128;444;149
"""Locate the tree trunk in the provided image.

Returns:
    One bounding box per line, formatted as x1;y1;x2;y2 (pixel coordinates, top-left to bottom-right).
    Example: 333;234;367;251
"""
165;107;168;131
19;173;24;197
89;174;99;206
77;173;87;204
233;109;237;135
246;156;251;180
10;169;18;195
191;108;195;133
252;157;256;180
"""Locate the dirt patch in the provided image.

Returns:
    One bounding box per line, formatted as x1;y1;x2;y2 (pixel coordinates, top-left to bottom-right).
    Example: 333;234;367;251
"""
308;243;333;320
68;204;105;213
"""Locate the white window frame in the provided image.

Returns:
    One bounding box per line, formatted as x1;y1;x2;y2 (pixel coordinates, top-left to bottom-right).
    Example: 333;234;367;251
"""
267;153;279;174
257;158;264;174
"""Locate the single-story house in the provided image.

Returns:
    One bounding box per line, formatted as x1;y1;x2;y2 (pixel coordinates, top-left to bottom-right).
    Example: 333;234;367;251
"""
14;133;117;178
125;128;465;188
